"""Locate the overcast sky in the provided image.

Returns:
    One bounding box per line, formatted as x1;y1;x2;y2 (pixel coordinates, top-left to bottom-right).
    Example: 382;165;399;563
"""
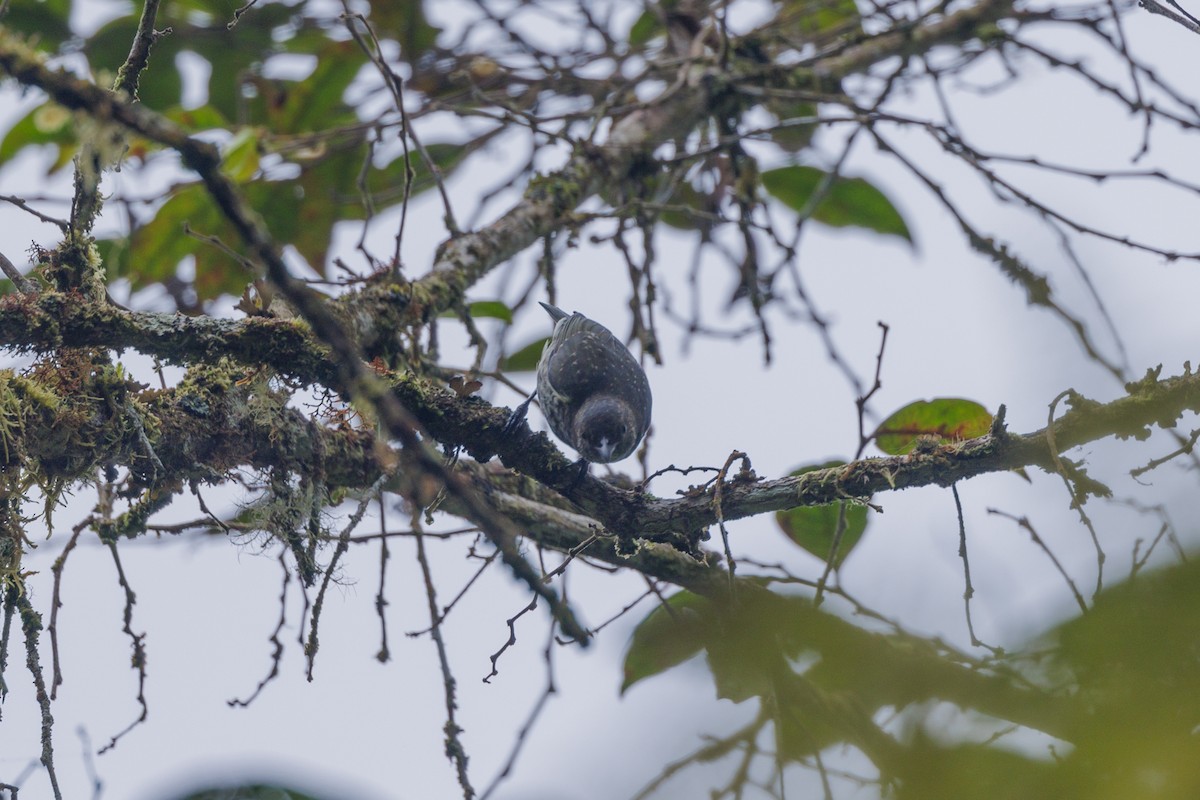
1;3;1199;799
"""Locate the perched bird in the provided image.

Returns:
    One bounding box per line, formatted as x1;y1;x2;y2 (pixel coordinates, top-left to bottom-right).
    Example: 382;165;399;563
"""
509;302;652;465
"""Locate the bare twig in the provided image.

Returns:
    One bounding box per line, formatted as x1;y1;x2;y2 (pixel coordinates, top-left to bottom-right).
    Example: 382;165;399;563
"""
228;550;290;708
97;542;149;754
15;590;63;799
374;495;391;663
412;512;476;798
112;0;167;99
47;522;88;700
953;484;1002;656
0;194;69;231
0;251;35;294
988;509;1088;614
1139;0;1200;34
1044;390;1105;599
479;624;558;800
305;473;388;679
483;597;538;684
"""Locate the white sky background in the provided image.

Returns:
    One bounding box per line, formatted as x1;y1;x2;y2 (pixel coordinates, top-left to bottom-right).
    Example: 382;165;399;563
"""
1;1;1200;798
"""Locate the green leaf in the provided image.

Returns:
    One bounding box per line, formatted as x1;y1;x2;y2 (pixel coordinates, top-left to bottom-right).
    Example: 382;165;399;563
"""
893;559;1200;800
0;102;78;175
247;41;365;134
500;336;550;373
704;591;810;703
85;2;299;119
763;99;817;153
385;142;469;198
84;15;183;109
659;182;715;233
107;139;369;300
164;105;231;132
112;183;252;299
197;4;304;121
123;185;218;287
365;0;442;64
875;399;992;455
95;236;132;285
468;301;513;323
629;11;662;45
1049;558;1200;791
775;460;869;566
3;0;73;51
762;165;913;244
779;0;863;37
621;591;712;694
439;301;513;324
706;634;773;704
222;128;262;182
895;741;1054;800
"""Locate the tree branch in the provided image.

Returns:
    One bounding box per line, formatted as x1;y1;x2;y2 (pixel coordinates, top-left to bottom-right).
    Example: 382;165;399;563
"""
0;26;590;644
0;285;1194;547
443;481;1087;744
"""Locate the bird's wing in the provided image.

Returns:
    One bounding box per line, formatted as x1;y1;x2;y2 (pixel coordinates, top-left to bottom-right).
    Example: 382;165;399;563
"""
543;314;649;411
555;311;610;342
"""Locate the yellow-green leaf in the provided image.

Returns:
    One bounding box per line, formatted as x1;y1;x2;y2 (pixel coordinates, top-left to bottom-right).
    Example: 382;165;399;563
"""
440;301;514;324
500;336;550;373
621;591;712;694
875;398;992;455
468;301;512;323
629;11;662;45
764;99;818;153
775;460;869;566
0;102;77;175
779;0;862;37
762;165;913;244
222;128;262;182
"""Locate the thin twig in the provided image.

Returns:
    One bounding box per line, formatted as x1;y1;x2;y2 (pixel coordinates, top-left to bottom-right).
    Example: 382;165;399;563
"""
1139;0;1200;34
305;473;388;679
952;484;1002;656
483;597;538;684
479;623;558;800
0;194;69;231
1044;390;1105;599
228;550;290;707
374;495;391;663
1130;522;1170;578
76;727;103;800
0;251;35;294
98;541;149;754
47;522;88;699
407;545;499;636
112;0;167;99
1130;427;1200;478
0;586;13;707
15;590;63;799
712;450;749;596
988;509;1088;614
412;512;475;798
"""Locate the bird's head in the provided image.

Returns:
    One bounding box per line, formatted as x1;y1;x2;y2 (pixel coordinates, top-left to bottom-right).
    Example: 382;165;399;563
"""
573;395;642;463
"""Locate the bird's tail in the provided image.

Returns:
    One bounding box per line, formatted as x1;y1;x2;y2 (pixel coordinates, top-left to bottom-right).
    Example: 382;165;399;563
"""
539;301;569;322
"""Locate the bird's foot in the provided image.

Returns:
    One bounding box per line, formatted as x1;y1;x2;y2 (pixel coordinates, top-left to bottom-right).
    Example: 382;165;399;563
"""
564;457;590;492
503;392;536;437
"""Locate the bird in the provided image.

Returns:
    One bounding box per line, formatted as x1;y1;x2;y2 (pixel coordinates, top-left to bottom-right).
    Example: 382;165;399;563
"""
507;302;652;466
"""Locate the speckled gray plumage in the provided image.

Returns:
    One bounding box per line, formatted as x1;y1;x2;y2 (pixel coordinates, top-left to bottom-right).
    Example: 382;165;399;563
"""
536;302;652;463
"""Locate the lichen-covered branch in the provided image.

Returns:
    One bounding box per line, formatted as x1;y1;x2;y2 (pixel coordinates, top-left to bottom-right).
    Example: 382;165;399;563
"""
442;480;1089;745
0;281;1193;549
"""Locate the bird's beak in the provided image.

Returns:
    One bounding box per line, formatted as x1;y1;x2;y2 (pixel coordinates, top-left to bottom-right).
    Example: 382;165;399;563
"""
595;438;615;461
